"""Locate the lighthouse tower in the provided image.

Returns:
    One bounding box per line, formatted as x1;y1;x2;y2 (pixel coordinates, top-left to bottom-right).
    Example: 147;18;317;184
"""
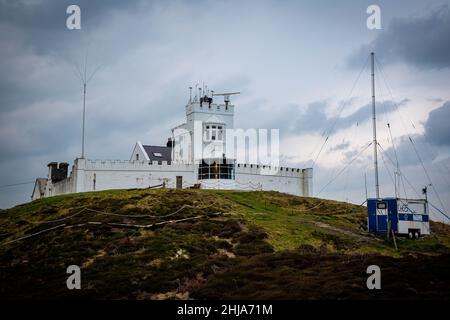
171;87;238;180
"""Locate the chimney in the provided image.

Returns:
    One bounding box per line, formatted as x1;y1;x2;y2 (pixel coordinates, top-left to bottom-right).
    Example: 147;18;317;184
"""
59;162;69;178
166;137;173;148
47;162;57;169
47;162;69;183
47;162;58;181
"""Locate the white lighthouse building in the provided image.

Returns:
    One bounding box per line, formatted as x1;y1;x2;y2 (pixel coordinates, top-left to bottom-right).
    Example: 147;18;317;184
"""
31;89;313;200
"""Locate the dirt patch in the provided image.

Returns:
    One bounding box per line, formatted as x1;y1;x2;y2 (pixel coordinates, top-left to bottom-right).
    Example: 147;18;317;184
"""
311;221;382;243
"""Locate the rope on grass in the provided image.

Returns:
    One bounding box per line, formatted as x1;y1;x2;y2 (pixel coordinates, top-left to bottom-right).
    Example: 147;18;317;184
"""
84;201;218;219
1;224;67;246
1;212;224;246
30;201;219;225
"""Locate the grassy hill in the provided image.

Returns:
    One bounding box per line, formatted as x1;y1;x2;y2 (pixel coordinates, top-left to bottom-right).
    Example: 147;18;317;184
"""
0;189;449;299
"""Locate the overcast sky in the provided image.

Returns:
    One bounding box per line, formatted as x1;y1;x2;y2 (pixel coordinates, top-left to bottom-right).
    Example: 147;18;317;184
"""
1;0;450;222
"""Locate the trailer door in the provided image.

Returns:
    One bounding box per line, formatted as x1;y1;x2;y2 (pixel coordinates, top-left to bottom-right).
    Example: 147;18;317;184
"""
387;199;398;233
376;201;388;232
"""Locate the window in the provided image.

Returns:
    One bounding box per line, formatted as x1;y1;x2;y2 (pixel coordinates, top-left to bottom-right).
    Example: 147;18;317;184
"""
205;125;209;140
153;152;162;157
211;125;216;140
218;126;223;140
136;154;139;161
198;159;235;180
204;124;224;142
377;202;387;210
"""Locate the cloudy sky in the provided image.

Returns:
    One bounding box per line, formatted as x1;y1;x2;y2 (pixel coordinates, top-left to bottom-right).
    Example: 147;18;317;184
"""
1;0;449;222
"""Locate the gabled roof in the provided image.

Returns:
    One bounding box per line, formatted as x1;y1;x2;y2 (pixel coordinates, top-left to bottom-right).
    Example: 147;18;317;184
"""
142;145;172;162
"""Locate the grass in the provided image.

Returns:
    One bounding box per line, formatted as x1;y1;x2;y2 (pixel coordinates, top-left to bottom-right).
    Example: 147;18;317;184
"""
0;188;449;299
215;191;389;253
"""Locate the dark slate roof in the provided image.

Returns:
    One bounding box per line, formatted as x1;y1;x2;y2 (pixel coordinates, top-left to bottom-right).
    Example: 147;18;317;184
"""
142;145;172;162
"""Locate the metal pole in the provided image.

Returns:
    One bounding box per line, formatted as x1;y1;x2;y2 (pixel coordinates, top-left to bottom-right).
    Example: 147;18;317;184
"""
82;82;86;159
371;52;380;198
364;172;368;199
394;172;398;198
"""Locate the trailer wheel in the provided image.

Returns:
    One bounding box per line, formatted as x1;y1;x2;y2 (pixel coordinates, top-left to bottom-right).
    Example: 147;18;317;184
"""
408;231;413;239
414;231;420;239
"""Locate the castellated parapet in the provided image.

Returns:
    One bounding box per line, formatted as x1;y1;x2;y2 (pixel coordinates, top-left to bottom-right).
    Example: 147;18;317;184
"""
42;158;312;197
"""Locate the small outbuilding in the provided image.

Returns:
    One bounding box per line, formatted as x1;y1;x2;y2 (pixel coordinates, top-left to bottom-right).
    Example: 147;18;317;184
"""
367;198;430;238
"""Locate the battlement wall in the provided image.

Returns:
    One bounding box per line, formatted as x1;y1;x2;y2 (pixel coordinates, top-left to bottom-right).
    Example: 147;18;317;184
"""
43;158;313;197
235;163;312;178
82;159;195;172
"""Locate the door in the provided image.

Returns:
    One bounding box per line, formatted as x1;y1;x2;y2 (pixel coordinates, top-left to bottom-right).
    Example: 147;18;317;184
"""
176;176;183;189
376;201;388;232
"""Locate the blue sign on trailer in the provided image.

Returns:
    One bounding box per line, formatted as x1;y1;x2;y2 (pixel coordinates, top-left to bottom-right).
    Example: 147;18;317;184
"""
367;198;430;238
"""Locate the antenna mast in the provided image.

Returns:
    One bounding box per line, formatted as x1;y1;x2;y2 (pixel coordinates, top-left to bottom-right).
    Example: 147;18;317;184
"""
371;52;380;198
72;46;102;159
82;82;86;159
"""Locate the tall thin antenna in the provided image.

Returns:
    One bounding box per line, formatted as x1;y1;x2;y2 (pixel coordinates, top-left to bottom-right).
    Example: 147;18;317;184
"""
364;171;368;200
82;81;86;158
71;46;102;159
387;122;401;198
189;86;192;103
371;52;380;198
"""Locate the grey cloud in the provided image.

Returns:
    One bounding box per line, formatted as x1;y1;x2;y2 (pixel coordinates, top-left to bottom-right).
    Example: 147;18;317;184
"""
379;135;425;168
288;99;403;136
349;6;450;69
329;141;350;152
0;0;153;112
292;101;329;134
424;101;450;147
336;100;408;131
376;102;450;171
427;97;444;104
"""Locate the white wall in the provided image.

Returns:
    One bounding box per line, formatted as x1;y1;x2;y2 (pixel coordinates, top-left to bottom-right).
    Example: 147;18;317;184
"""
47;176;74;197
42;158;313;198
235;164;313;196
74;158;196;192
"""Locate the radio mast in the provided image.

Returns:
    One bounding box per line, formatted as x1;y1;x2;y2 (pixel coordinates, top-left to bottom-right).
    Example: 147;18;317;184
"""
371;52;380;198
72;47;102;159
